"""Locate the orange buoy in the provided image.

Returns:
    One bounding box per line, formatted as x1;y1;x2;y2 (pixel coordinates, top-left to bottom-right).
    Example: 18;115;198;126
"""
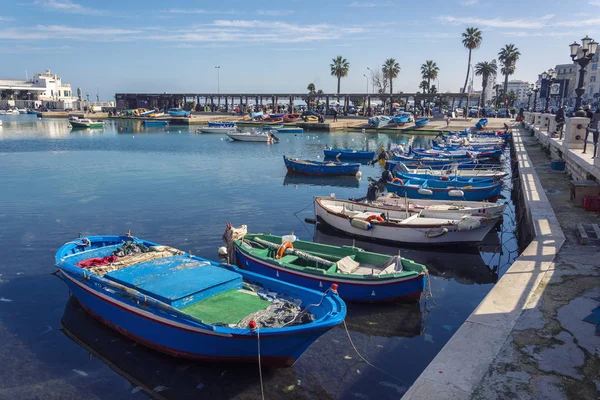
392;178;404;185
276;241;294;259
366;215;384;222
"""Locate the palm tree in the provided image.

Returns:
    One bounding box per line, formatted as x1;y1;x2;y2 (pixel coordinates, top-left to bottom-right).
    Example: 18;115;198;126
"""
475;60;497;108
382;58;400;113
420;60;439;94
307;83;316;94
461;27;483;98
498;44;521;101
419;80;429;93
330;56;350;94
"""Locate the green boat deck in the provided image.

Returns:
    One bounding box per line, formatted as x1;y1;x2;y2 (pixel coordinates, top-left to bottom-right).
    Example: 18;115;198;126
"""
179;289;270;325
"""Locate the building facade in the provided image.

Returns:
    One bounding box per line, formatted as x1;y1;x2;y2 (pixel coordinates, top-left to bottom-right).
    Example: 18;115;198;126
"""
0;69;78;109
554;63;577;105
506;80;531;106
582;53;599;106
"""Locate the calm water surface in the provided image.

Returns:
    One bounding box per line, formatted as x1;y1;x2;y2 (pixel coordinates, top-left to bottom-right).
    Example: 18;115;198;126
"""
0;115;518;399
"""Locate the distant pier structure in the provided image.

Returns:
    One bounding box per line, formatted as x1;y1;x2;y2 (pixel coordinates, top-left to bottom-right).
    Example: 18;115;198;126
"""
115;92;480;113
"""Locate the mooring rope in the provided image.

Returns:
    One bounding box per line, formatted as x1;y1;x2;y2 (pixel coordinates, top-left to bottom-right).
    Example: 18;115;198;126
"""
256;326;265;400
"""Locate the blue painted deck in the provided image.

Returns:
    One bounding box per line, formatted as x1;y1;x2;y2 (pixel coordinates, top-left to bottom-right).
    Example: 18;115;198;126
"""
105;255;242;308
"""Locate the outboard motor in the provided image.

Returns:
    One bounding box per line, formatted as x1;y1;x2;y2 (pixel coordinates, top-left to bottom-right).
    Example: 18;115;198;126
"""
366;182;381;202
381;169;393;183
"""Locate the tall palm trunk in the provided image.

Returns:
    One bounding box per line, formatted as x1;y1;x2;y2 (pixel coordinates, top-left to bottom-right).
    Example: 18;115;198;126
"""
480;76;488;109
389;77;393;114
427;77;431;94
462;49;472;95
337;77;341;94
503;73;509;103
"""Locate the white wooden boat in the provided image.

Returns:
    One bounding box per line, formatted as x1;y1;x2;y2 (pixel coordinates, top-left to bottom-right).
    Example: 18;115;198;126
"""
17;108;27;114
314;197;498;245
374;194;506;217
393;162;507;180
227;131;278;143
197;126;237;134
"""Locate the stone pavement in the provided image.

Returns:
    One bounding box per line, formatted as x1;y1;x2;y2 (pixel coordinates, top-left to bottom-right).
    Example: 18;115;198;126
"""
472;130;600;400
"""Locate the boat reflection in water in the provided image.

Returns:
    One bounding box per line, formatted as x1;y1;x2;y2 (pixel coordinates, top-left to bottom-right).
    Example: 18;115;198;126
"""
61;298;323;399
314;224;499;285
345;302;424;339
283;174;360;188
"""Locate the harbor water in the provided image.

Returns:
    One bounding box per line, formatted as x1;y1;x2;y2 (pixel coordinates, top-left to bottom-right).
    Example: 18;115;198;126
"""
0;115;518;399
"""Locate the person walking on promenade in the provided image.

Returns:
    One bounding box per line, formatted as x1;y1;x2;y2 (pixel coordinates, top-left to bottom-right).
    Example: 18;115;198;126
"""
333;108;338;122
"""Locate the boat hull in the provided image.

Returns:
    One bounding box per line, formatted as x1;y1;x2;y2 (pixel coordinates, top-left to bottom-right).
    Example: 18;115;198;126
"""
385;181;502;201
324;149;375;159
198;127;237;133
235;249;426;303
374;196;506;217
142;120;168;126
314;198;496;245
227;133;274;142
59;270;332;367
284;156;360;176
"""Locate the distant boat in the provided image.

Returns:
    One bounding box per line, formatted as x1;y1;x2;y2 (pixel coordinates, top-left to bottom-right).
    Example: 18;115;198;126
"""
323;148;375;159
391;114;410;125
27;109;37;115
70;118;104;129
227;131;278;142
314;197;499;245
249;111;264;120
368;116;391;128
303;115;319;122
284;114;300;122
233;232;429;303
208;121;236;128
17;108;27;114
283;155;360;176
197;126;237;134
140;110;156;117
414;118;429;128
262;125;284;130
269;113;285;119
274;127;303;133
55;234;345;367
167;108;190;117
142;120;168;126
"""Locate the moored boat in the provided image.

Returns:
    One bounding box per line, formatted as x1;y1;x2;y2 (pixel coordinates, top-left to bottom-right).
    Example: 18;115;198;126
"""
391;114;410;125
27;109;38;115
70;118;104;129
314;197;498;245
227;131;278;142
392;161;507;180
230;230;429;302
374;194;506;217
385;176;502;201
475;118;489;130
208;121;236;128
367;116;391;128
284;155;360;176
323;148;375;160
55;234;346;367
275;127;304;133
283;113;300;122
142;120;168;126
303;115;319;122
197;126;237;134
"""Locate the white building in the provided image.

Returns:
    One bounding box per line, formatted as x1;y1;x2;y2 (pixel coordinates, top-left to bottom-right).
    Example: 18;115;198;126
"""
582;53;599;105
506;80;531;106
0;69;78;109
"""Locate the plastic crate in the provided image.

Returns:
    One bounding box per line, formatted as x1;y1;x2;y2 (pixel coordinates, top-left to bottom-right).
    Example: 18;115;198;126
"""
583;195;600;212
551;161;566;171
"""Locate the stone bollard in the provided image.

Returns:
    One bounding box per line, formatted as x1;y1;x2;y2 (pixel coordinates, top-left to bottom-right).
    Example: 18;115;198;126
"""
531;113;541;134
548;117;557;137
539;113;551;134
562;117;590;149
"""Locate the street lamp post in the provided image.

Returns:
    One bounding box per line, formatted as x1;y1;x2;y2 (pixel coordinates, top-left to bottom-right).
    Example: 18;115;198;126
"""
366;67;374;93
363;74;369;116
570;35;599;117
541;69;557;112
215;66;221;109
532;83;540;112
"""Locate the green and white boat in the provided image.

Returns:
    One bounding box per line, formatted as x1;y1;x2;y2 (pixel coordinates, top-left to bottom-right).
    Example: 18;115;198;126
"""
69;118;104;129
229;231;428;302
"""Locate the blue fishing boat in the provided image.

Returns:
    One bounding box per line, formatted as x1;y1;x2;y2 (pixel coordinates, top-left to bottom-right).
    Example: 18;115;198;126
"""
262;124;284;130
142;120;169;126
475;118;488;130
391;114;410;124
385;177;502;201
55;234;345;368
393;153;498;165
269;113;285;119
394;172;497;184
284;155;360;176
168;108;190;117
275;127;304;134
415;118;429;128
368;116;391;128
410;148;503;160
232;233;428;303
140;110;156;117
431;141;503;152
387;159;482;170
208;121;236;128
323;148;375;159
27;109;37;115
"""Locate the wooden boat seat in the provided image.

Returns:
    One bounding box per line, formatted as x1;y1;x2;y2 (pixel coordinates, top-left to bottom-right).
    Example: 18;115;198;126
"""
105;255;242;309
336;256;360;274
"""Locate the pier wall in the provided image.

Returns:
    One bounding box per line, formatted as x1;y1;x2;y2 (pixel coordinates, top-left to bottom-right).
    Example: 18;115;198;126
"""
402;126;565;399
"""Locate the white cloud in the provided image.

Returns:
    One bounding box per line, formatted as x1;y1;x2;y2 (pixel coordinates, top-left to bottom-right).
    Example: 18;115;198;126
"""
0;25;142;41
460;0;479;5
0;16;15;21
349;1;389;7
256;10;295;16
589;0;600;5
36;0;108;15
437;15;548;29
163;8;238;14
0;44;70;53
556;18;600;27
502;31;578;38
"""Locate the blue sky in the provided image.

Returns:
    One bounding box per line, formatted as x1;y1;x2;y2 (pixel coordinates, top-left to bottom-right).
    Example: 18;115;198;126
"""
1;0;600;100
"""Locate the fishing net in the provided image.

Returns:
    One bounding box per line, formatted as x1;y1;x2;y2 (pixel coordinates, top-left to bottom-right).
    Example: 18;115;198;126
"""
86;246;184;276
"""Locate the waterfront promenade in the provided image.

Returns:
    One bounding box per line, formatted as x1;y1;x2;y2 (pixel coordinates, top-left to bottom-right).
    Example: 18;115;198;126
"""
403;125;600;399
